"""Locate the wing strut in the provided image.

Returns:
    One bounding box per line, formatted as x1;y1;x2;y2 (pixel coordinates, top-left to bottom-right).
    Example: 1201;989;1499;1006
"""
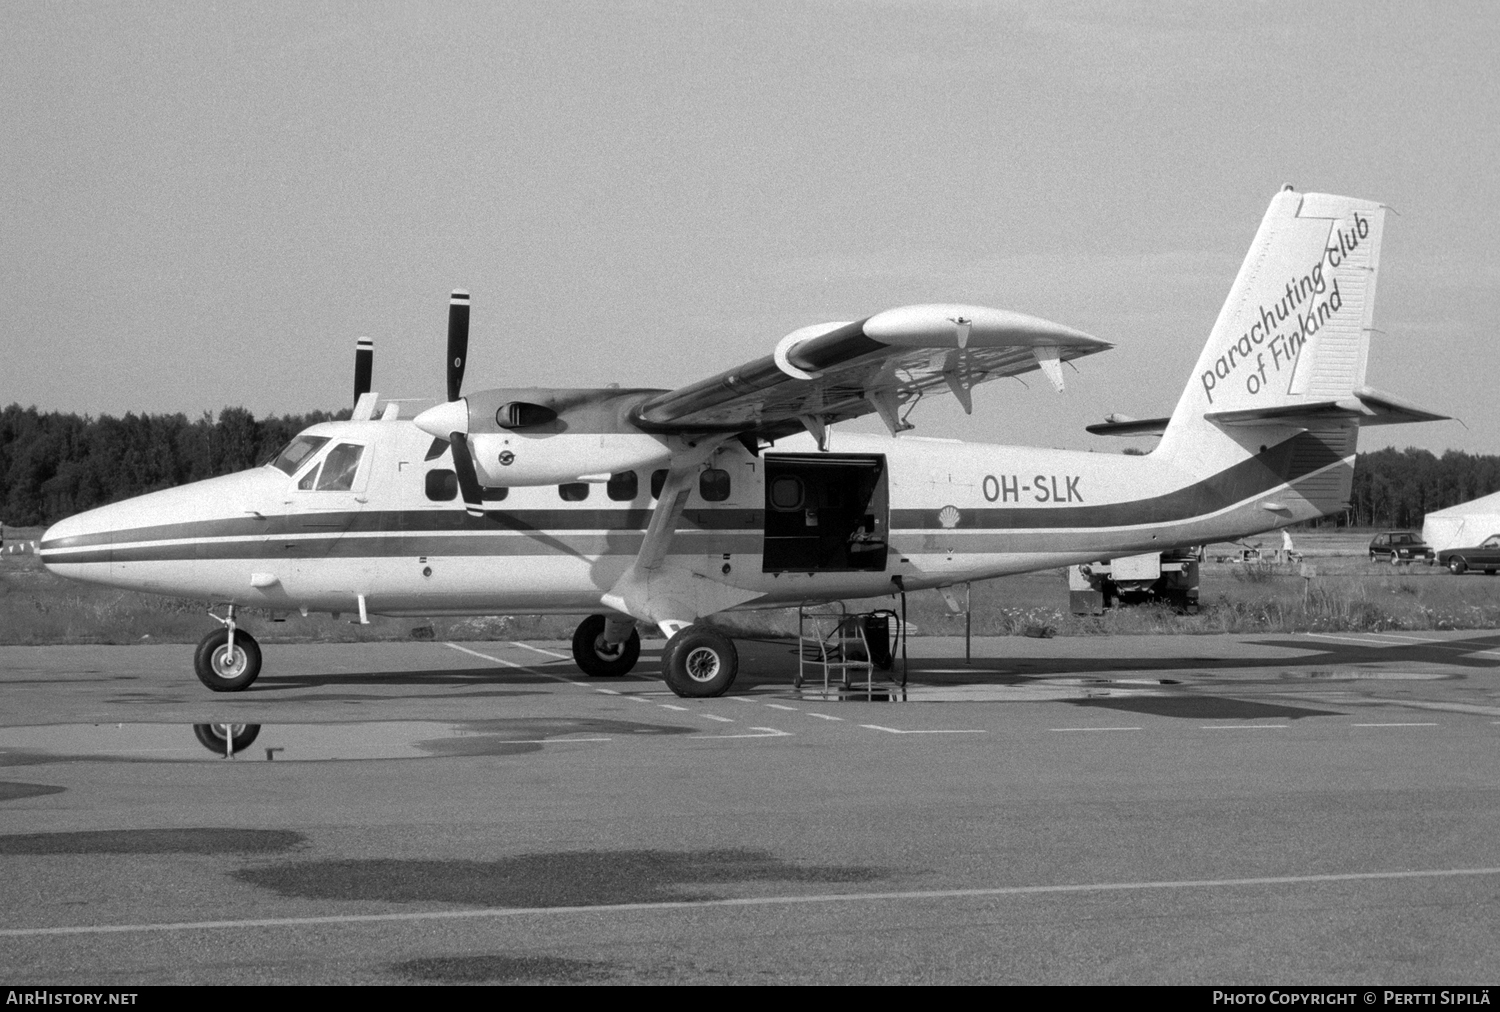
600;440;763;635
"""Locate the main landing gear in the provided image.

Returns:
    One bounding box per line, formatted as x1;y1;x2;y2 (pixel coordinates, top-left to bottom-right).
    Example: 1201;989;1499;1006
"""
660;625;738;698
194;605;261;692
570;614;740;697
571;613;642;677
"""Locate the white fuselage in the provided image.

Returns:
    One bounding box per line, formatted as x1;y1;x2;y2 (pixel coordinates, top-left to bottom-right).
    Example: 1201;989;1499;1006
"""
40;416;1344;620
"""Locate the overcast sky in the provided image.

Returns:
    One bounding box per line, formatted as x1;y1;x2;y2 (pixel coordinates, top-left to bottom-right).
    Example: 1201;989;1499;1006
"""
3;1;1497;455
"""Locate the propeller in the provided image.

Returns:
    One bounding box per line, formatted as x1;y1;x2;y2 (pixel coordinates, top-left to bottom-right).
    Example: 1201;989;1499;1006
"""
442;289;484;516
447;290;469;402
448;426;486;518
353;337;374;408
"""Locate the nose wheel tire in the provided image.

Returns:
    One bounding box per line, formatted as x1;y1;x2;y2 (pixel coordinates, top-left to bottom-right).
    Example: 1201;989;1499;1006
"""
571;614;641;677
662;626;739;698
194;628;262;692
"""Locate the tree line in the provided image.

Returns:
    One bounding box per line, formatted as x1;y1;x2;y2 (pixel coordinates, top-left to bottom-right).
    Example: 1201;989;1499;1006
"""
2;403;1497;529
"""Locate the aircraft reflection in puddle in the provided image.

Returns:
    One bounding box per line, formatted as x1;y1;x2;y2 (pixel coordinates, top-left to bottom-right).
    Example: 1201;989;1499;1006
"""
0;722;616;762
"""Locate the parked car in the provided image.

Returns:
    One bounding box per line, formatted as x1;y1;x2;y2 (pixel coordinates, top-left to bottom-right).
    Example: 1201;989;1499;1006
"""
1368;531;1434;566
1437;534;1500;575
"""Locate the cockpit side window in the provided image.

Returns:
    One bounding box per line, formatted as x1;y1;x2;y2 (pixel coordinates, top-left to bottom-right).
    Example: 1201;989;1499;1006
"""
271;435;331;476
316;443;365;491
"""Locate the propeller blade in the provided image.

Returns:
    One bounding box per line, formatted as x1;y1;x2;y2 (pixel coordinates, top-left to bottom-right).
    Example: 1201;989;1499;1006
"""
447;289;470;401
353;337;374;408
448;430;485;517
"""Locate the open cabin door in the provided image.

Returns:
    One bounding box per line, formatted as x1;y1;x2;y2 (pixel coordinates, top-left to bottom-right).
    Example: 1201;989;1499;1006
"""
762;454;888;573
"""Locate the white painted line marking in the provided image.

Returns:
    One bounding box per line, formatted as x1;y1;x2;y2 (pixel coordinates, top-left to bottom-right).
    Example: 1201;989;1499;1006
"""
1305;633;1396;646
12;867;1497;938
702;715;734;723
805;713;843;721
594;688;621;695
1051;727;1142;732
445;642;527;668
728;696;760;703
1351;722;1438;727
659;704;689;712
765;704;798;711
626;696;652;703
487;737;611;744
692;727;791;740
446;642;586;685
509;642;571;660
1201;724;1288;729
859;725;985;735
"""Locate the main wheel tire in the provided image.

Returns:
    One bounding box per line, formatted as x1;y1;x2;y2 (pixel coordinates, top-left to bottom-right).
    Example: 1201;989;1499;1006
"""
193;628;262;691
1370;551;1378;563
571;614;640;677
192;723;262;755
661;626;738;698
1390;553;1401;567
1448;557;1467;575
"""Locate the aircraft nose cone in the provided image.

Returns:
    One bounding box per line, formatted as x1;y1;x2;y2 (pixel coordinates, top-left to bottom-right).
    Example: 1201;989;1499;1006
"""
414;398;469;439
38;503;122;574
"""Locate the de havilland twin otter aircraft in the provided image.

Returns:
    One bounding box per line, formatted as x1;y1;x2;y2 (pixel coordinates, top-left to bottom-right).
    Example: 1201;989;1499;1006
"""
41;189;1446;696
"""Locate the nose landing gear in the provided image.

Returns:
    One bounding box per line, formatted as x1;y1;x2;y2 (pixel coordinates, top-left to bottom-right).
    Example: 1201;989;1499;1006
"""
195;606;262;691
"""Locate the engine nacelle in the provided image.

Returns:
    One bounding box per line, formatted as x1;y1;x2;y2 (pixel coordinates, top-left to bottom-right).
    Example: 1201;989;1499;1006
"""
468;431;672;487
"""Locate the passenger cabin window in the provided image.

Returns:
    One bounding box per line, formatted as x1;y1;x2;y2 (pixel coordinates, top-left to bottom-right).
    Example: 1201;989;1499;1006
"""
559;482;590;502
699;468;731;502
769;476;804;511
650;469;668;499
271;435;330;476
426;469;458;502
607;471;638;501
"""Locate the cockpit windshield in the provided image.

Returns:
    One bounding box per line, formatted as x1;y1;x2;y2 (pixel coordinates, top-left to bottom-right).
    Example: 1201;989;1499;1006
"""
270;435;331;476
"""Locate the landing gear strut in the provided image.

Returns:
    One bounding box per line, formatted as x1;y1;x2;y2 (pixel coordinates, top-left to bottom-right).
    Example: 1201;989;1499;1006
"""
194;606;262;692
661;625;738;698
571;613;641;677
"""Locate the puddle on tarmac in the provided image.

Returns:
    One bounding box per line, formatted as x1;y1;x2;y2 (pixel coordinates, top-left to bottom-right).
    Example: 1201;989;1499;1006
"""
0;718;686;763
791;678;1176;703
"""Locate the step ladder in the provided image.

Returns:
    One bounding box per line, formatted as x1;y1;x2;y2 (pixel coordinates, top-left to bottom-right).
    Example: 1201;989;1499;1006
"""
794;602;878;693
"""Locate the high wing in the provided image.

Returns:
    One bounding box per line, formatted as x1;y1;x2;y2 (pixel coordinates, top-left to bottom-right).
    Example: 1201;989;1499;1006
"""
629;303;1110;442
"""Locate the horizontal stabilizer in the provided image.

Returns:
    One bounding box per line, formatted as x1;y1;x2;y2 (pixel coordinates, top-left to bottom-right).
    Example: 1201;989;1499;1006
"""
1348;385;1451;427
1086;414;1170;437
1204;386;1448;429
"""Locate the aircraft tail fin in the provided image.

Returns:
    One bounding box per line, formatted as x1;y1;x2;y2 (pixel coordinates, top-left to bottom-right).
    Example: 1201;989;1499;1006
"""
1152;191;1386;521
1161;188;1386;443
1151;189;1428;518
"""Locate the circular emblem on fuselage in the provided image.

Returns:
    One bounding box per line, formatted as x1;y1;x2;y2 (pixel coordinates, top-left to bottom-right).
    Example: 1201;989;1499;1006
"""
498;451;515;466
938;505;961;529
